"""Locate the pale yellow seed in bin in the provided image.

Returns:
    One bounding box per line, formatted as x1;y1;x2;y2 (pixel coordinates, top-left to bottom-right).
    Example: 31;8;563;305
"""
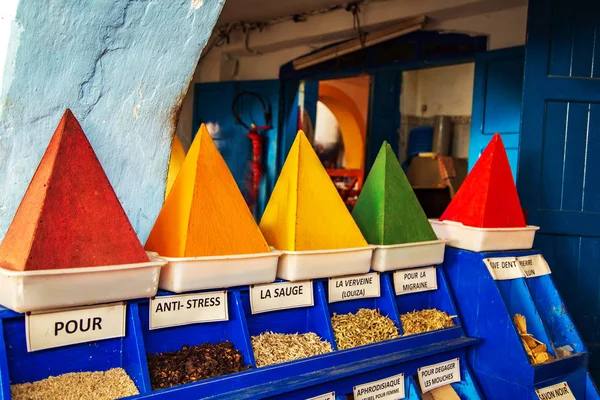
260;131;367;251
145;124;270;257
165;135;186;199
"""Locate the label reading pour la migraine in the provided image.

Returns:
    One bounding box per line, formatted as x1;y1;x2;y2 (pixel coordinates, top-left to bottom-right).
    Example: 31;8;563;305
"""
418;358;460;393
536;382;576;400
150;291;228;330
353;373;405;400
393;266;437;295
328;272;380;303
250;281;314;314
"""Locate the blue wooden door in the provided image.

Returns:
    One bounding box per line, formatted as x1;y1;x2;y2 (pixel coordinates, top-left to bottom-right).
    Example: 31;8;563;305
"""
469;46;525;180
518;0;600;381
193;80;279;217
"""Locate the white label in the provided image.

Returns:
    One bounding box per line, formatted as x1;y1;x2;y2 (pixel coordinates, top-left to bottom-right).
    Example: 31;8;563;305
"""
250;281;314;314
418;358;461;393
26;302;126;352
149;291;228;330
306;392;335;400
394;267;437;295
536;382;576;400
328;272;380;303
354;373;405;400
518;254;551;278
483;257;524;280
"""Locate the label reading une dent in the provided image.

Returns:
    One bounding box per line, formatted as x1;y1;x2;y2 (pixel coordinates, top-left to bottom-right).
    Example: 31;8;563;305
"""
328;272;380;303
393;266;437;295
149;291;228;330
536;382;576;400
418;358;460;393
306;392;335;400
250;281;314;314
483;257;524;280
353;373;405;400
518;254;551;278
26;302;126;352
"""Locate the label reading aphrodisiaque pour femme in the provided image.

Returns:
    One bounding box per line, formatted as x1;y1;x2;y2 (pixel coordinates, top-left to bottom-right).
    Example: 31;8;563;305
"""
150;291;228;330
353;373;405;400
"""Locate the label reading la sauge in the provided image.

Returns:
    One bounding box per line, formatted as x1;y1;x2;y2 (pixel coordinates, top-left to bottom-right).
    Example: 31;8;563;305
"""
306;392;335;400
353;373;405;400
26;302;126;352
518;254;551;278
250;281;313;314
483;257;524;280
329;272;380;303
150;291;228;330
418;358;460;393
536;382;575;400
394;266;437;295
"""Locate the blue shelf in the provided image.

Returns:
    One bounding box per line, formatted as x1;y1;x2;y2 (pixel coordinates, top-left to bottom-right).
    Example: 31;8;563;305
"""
0;266;481;399
443;247;600;400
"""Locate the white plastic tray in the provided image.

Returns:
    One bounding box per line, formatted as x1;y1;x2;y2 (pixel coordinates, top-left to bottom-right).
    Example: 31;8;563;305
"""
0;253;165;313
429;219;539;252
370;239;446;272
276;246;375;281
158;251;280;293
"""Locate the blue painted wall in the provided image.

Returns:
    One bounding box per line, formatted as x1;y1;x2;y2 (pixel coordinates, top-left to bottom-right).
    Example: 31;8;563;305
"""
0;0;225;243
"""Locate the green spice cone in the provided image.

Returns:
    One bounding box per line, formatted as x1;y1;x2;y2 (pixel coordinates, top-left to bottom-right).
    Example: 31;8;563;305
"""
352;142;437;245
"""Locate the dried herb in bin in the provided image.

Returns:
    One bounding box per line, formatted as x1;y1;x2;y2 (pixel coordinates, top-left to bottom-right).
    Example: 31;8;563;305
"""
400;309;456;335
331;308;400;350
251;332;333;367
513;314;554;365
147;342;250;389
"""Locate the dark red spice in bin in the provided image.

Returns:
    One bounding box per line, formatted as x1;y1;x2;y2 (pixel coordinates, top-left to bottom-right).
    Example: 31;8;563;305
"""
147;341;250;389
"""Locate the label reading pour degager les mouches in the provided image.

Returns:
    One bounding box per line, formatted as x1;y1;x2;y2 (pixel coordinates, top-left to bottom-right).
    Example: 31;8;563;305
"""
149;291;228;330
353;373;405;400
26;302;126;352
418;358;460;393
250;281;314;314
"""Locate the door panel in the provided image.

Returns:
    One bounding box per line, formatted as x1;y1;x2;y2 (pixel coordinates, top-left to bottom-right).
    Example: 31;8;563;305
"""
519;0;600;381
469;46;525;180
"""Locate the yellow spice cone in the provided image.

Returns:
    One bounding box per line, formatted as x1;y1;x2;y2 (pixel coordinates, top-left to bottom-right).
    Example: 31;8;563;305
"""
259;130;367;251
146;124;270;257
165;135;186;199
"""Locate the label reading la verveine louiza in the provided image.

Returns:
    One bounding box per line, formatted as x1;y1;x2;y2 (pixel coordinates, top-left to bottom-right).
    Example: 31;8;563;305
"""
328;272;380;303
483;257;524;280
353;373;405;400
418;358;460;393
306;392;335;400
26;302;126;352
393;266;437;295
150;291;228;330
536;382;575;400
250;281;314;314
518;254;551;278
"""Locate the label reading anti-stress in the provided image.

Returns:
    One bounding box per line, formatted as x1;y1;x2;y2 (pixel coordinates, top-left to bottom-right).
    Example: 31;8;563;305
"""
250;281;314;314
26;302;126;352
328;272;380;303
150;291;228;330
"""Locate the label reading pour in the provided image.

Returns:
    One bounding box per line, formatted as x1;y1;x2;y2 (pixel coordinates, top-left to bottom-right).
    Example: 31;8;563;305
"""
536;382;575;400
518;254;551;278
328;272;380;303
483;257;524;280
149;291;228;330
394;266;437;295
306;392;335;400
353;373;405;400
418;358;460;393
250;281;313;314
26;302;126;352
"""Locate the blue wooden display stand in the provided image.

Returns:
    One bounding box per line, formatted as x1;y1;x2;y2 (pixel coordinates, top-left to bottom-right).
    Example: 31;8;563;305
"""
443;247;600;400
0;267;482;399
